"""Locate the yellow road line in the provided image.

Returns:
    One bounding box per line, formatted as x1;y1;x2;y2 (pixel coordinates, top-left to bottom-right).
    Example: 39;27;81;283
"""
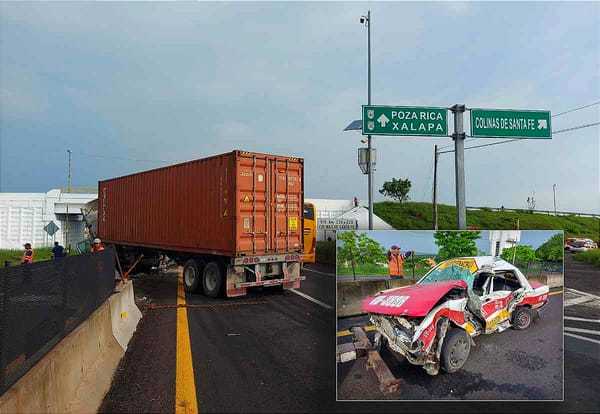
176;271;198;414
549;290;563;296
337;325;376;337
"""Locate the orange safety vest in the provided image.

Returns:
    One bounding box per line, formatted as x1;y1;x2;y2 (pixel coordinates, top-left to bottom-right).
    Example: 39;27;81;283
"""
388;252;403;276
21;248;35;264
91;244;105;252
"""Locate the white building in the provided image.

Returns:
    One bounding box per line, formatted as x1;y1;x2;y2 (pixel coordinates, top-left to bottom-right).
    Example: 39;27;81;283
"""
305;198;393;241
489;230;521;257
0;189;98;249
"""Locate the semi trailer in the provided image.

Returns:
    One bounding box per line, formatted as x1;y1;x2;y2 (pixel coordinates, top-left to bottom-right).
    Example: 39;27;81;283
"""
88;150;305;298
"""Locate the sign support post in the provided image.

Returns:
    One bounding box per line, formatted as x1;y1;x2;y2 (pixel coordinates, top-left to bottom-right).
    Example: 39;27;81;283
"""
451;104;467;230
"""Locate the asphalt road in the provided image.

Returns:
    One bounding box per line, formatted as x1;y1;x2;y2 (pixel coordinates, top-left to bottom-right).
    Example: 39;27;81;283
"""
99;263;337;413
562;253;600;413
97;255;600;413
337;288;564;401
564;251;600;297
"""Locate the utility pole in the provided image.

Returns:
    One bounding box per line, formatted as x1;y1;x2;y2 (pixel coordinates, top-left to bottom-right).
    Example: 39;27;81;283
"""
553;184;557;215
451;104;467;229
66;149;71;250
433;145;439;230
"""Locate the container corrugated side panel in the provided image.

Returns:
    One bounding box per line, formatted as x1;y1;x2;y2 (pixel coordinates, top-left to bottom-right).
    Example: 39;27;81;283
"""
99;152;236;256
234;152;304;256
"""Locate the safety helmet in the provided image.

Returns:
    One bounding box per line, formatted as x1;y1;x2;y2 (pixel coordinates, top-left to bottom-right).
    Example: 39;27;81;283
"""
93;238;101;244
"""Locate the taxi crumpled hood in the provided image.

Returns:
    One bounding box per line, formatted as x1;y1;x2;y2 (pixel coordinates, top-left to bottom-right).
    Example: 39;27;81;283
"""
361;280;468;317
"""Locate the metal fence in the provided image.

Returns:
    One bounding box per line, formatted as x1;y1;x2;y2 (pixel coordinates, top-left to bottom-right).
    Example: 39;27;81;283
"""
0;247;116;395
514;260;563;277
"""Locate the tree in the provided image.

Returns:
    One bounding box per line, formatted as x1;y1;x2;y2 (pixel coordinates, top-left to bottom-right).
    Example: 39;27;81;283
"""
535;234;564;262
434;230;481;261
379;178;411;203
500;245;538;263
337;231;387;266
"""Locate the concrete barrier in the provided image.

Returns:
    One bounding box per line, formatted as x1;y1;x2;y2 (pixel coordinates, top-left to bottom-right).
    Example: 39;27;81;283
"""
527;273;564;289
0;281;141;414
337;278;416;318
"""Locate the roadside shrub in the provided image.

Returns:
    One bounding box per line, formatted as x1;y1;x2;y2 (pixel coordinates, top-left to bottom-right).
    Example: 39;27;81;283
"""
573;250;600;267
316;240;336;265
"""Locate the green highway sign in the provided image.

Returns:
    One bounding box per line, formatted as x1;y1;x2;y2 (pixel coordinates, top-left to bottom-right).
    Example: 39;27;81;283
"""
470;108;552;139
362;105;448;136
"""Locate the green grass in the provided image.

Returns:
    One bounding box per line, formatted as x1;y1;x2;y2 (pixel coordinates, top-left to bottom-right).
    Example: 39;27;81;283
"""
315;240;336;264
573;249;600;267
0;247;55;266
374;201;599;241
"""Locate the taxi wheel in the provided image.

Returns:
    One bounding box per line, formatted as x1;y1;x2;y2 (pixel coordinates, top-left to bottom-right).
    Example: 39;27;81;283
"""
512;307;532;330
440;328;471;373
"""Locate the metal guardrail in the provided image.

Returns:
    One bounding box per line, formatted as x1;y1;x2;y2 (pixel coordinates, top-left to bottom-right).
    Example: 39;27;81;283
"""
466;206;599;218
60;187;97;194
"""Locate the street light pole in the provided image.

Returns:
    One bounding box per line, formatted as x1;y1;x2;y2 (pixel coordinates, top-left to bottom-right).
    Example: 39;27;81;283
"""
364;10;374;230
553;184;557;215
66;149;71;250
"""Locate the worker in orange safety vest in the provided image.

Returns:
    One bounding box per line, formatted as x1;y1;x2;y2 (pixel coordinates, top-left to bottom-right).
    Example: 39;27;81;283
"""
90;238;105;252
21;243;35;264
388;244;414;280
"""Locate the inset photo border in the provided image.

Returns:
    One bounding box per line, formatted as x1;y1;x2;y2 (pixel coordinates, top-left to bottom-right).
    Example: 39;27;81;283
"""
335;229;564;401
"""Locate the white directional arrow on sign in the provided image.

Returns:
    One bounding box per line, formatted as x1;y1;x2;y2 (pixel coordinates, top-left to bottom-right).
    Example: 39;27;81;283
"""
537;119;548;129
377;114;390;127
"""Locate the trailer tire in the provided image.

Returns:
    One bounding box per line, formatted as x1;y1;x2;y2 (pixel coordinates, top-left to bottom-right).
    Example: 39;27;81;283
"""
440;328;471;373
183;259;202;293
203;261;223;298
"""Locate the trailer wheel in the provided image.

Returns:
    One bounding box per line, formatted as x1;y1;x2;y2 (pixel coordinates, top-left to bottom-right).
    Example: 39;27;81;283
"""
440;328;471;373
183;259;202;293
203;261;223;298
512;307;532;330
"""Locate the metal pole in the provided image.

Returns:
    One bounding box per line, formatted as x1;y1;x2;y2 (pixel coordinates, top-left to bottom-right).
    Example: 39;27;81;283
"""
66;150;71;250
433;145;439;230
451;105;466;229
553;184;557;215
367;10;373;230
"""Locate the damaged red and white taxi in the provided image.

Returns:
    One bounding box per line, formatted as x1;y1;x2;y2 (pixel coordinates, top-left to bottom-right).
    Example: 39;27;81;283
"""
362;256;549;375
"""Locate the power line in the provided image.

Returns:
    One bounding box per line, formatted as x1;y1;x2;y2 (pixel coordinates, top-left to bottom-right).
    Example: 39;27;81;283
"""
552;101;600;118
71;151;171;164
436;101;598;151
437;121;600;154
552;122;600;134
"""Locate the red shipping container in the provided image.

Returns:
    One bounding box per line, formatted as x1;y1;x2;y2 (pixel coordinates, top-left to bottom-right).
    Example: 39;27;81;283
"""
98;150;304;257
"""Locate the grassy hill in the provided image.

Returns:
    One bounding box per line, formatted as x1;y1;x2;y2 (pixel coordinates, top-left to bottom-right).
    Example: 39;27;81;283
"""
374;201;599;241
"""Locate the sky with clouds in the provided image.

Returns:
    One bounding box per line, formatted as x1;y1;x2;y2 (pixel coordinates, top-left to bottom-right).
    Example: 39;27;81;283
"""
337;229;563;255
1;2;598;214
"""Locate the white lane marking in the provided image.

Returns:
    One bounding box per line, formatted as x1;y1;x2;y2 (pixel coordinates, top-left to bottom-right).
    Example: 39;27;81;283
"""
564;296;596;307
566;288;600;299
565;332;600;345
290;289;333;309
303;268;335;277
564;316;600;323
564;327;600;336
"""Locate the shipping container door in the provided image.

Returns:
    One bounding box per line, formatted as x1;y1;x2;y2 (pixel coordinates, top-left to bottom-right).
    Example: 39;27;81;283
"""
237;153;269;254
270;157;303;254
236;153;303;255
